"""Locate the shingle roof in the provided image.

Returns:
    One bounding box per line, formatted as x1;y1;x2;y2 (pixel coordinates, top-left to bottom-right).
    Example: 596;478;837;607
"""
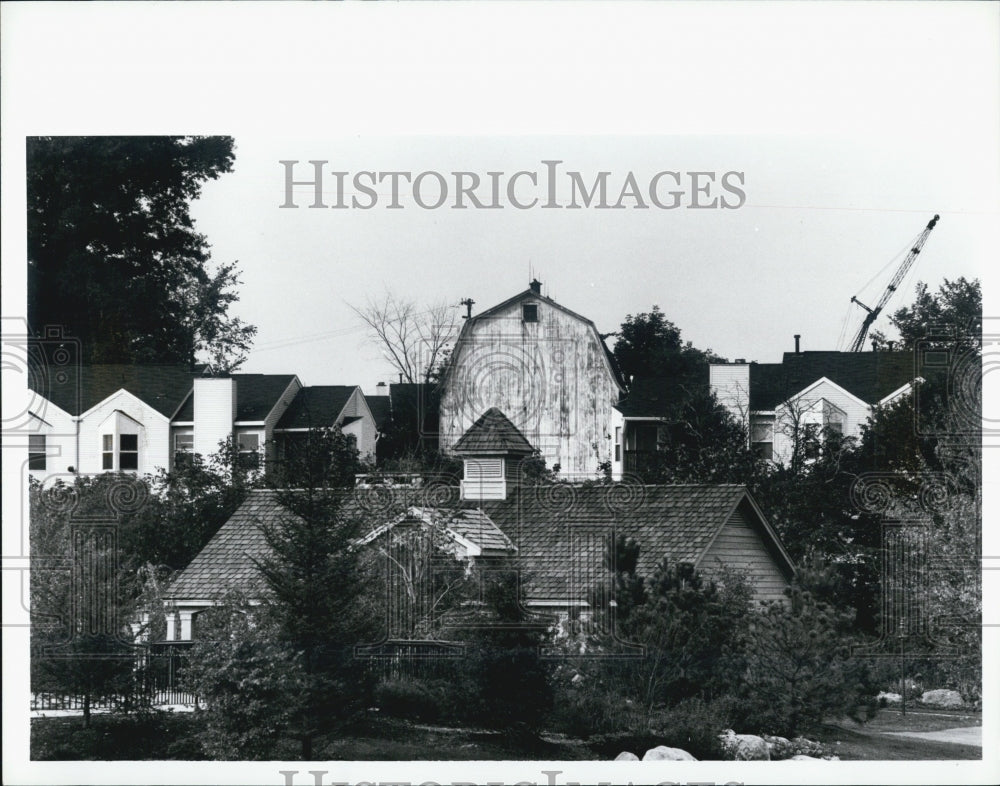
452;408;535;455
29;363;194;418
166;483;790;606
481;484;759;601
171;373;297;422
275;386;355;429
749;351;920;410
365;394;392;431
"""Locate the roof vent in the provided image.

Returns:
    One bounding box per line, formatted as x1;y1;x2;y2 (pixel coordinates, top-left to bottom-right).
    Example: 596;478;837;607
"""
794;334;801;354
529;278;542;295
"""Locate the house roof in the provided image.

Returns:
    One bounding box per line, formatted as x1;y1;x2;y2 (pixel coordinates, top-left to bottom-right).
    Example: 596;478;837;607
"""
480;483;792;601
452;407;535;455
172;373;298;422
359;506;517;556
29;363;194;418
614;375;689;419
365;394;392;431
275;386;356;429
166;483;793;606
748;351;920;410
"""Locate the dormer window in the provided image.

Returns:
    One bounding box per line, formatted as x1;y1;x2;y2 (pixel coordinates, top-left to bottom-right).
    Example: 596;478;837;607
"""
522;303;539;323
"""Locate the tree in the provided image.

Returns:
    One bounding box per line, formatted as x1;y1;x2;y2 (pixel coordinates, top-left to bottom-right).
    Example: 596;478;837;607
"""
612;305;723;388
873;277;981;351
252;427;378;758
27;136;256;369
350;291;459;384
463;563;555;743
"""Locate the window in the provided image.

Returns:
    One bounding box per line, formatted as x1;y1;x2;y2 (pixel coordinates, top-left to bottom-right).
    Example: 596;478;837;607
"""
753;441;773;461
29;435;46;470
102;434;114;469
119;434;139;470
174;433;194;468
802;423;821;460
750;420;773;462
614;427;621;462
522;303;538;323
237;432;260;470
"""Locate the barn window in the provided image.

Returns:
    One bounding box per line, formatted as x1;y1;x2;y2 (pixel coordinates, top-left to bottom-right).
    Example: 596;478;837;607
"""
522;303;538;323
29;435;46;470
465;458;504;479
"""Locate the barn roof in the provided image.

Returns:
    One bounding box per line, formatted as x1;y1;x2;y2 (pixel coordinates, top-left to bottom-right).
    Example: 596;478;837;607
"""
452;408;535;455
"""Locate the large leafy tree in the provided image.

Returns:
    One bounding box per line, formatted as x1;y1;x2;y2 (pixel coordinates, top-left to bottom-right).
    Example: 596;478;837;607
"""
872;277;981;351
612;305;723;389
27;136;256;369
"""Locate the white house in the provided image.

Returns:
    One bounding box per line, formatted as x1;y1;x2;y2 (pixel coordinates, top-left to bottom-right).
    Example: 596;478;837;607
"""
710;346;921;464
27;365;377;479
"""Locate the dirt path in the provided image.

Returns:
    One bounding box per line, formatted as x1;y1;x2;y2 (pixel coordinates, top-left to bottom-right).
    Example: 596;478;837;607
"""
881;726;982;747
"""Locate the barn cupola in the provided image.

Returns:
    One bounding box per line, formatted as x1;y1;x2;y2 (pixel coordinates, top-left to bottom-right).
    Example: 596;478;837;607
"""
453;408;534;501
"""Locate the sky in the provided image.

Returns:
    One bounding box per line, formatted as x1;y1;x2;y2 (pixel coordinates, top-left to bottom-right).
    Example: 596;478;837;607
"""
188;132;995;389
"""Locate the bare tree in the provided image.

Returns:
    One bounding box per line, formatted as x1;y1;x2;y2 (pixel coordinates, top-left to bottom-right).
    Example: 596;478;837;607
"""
350;292;459;384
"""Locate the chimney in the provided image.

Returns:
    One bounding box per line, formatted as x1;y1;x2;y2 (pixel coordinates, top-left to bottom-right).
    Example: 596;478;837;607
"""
734;358;746;364
794;334;801;354
374;381;388;395
529;278;542;295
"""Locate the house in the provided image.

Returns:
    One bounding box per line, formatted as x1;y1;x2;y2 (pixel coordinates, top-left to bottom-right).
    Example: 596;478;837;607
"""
162;409;794;642
272;384;378;464
364;382;441;463
26;363;376;478
710;343;923;463
438;280;626;479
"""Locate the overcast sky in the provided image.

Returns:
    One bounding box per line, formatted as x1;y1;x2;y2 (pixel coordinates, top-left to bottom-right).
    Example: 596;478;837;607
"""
189;130;995;388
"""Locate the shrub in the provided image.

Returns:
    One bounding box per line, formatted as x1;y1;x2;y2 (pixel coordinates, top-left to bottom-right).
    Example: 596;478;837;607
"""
737;589;876;736
373;678;461;724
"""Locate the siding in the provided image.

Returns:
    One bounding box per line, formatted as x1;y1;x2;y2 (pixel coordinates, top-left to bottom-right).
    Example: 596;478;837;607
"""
263;377;301;463
27;406;77;479
772;379;871;464
439;297;620;478
76;391;171;474
193;378;236;459
709;364;751;426
345;387;377;460
699;499;790;604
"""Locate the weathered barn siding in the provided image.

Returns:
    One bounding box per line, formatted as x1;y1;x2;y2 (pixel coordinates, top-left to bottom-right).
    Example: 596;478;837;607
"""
439;295;621;478
700;499;790;603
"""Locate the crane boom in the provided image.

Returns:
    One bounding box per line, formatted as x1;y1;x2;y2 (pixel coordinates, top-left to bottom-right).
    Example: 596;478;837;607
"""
848;214;940;352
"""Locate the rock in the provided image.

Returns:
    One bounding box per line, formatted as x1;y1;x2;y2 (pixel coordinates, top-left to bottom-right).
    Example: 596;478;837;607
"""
790;754;821;760
763;734;792;759
718;730;770;760
877;691;902;705
920;689;963;708
571;673;584;685
615;751;639;761
642;745;697;761
790;736;826;757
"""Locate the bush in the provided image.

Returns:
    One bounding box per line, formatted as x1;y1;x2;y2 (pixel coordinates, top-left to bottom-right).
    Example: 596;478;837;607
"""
736;589;876;736
373;678;462;724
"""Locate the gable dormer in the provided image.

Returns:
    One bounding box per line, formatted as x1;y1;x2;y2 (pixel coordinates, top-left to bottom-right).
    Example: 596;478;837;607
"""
452;408;534;501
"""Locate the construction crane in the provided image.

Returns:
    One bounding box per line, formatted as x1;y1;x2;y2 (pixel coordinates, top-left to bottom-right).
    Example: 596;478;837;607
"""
848;214;940;352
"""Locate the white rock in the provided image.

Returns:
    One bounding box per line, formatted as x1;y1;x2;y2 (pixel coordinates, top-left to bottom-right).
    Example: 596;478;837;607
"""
920;689;963;708
877;691;902;704
790;754;821;761
642;745;697;761
719;730;770;761
615;751;639;761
